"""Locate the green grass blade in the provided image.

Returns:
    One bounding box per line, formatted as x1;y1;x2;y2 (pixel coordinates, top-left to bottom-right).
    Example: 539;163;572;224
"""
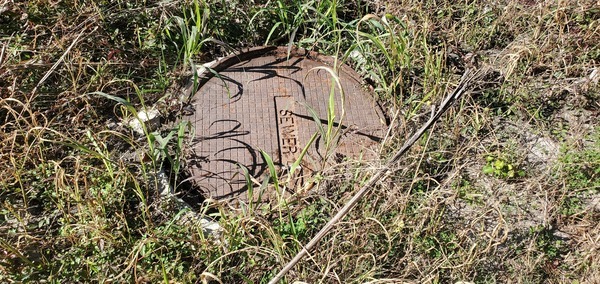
289;132;318;176
260;149;279;192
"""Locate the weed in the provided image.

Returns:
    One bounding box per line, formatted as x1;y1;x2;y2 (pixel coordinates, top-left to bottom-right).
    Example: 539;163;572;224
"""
483;155;525;179
165;0;211;66
530;226;565;261
274;203;323;241
453;179;482;205
557;128;600;191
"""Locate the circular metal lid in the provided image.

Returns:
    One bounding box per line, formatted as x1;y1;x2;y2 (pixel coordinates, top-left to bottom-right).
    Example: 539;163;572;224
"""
183;46;386;200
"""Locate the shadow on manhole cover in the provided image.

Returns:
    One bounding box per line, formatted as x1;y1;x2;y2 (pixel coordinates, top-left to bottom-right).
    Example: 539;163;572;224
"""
181;46;387;201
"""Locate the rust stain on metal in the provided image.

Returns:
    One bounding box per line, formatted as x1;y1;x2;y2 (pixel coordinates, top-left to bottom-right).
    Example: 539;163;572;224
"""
184;46;386;200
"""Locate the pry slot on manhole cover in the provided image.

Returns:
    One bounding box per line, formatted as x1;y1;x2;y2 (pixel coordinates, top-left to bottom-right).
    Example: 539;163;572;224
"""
182;46;387;201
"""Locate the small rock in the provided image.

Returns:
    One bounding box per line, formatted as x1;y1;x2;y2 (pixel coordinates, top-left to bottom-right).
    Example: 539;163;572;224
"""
587;194;600;212
552;230;570;240
126;108;161;135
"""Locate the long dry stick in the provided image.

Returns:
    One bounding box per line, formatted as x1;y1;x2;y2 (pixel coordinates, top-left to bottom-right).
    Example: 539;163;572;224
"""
268;68;480;284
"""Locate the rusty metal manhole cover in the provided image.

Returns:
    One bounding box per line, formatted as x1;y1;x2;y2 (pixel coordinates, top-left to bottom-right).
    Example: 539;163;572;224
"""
183;46;386;200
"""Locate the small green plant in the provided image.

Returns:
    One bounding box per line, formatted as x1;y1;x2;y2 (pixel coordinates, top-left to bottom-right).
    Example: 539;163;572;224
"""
560;196;582;217
350;14;412;101
274;203;322;240
302;65;347;171
483;155;525;179
558;128;600;191
453;179;483;204
417;230;458;259
164;0;211;66
530;226;565;260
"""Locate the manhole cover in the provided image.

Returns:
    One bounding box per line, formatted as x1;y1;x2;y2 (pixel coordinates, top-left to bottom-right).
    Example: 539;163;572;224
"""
183;46;386;200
